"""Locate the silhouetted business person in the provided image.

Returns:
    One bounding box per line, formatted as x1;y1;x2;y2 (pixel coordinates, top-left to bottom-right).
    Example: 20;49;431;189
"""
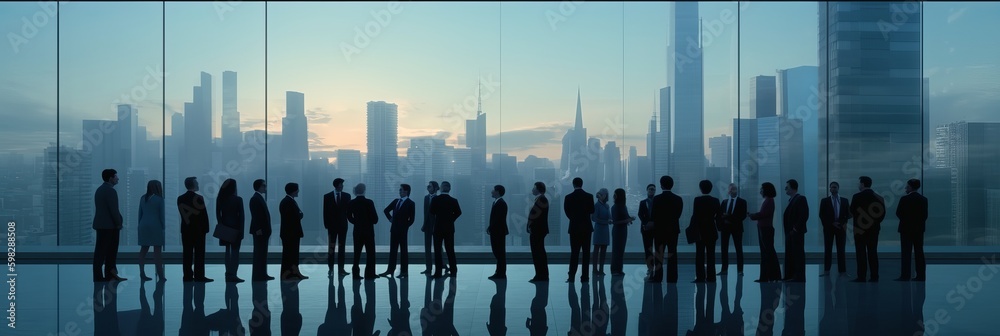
637;184;656;276
93;168;125;282
323;178;352;277
488;185;509;279
897;178;928;281
750;182;782;283
216;178;245;283
650;176;683;283
249;179;274;281
137;179;165;282
280;183;308;281
382;184;416;278
527;182;550;282
430;181;462;278
348;183;379;280
690;180;721;283
564;177;596;283
718;183;748;276
851;176;886;282
819;181;850;276
783;179;809;282
178;176;212;282
421;181;439;275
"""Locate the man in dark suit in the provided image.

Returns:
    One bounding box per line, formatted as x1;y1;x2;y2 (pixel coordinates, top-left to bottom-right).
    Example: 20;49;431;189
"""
896;179;929;281
718;183;747;276
692;180;721;283
381;184;416;278
819;181;850;276
347;183;379;280
637;184;656;276
421;181;439;275
178;176;212;282
564;177;595;283
528;182;550;283
249;179;274;281
323;178;352;277
279;183;308;281
783;179;809;282
851;176;886;282
430;181;462;278
93;169;126;282
649;176;683;283
488;185;509;279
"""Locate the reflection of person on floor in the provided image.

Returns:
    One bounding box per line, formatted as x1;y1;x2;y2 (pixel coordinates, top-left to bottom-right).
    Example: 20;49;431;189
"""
352;279;381;336
179;282;207;335
249;282;272;335
782;283;806;336
686;282;716;335
281;281;303;335
526;282;549;336
318;276;350;335
95;281;122;335
610;278;628;335
486;279;507;336
716;276;744;335
387;278;412;336
137;280;165;335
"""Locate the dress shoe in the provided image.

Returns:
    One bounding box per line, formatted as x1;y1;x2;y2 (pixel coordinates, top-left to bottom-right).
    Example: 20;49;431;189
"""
379;271;394;278
894;276;911;282
912;276;926;281
850;278;866;283
754;279;766;283
488;274;505;280
717;271;727;275
420;269;430;275
611;272;626;276
691;279;705;283
110;275;128;282
140;274;153;281
252;276;273;281
528;277;547;283
227;277;246;283
820;272;830;277
194;277;214;283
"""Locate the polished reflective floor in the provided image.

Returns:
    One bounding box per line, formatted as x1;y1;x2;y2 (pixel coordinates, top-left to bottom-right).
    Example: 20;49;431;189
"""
8;260;1000;335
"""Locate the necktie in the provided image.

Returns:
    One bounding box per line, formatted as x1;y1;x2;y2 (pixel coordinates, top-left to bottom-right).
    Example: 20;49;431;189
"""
728;198;735;214
336;192;340;205
396;199;402;211
833;197;839;219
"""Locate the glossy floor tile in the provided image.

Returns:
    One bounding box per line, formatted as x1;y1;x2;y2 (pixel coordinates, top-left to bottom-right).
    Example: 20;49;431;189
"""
5;260;1000;335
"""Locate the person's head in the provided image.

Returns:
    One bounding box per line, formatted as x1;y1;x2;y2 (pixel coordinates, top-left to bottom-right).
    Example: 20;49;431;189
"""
761;182;777;198
253;179;266;194
441;181;452;193
333;178;345;192
285;183;299;197
572;177;583;189
614;188;626;204
184;176;199;192
699;180;713;195
906;179;921;194
427;181;439;194
102;169;119;185
492;185;505;199
533;182;546;196
597;188;609;203
144;180;163;201
646;184;656;198
828;181;840;196
859;176;873;190
785;179;799;197
660;175;674;191
218;178;237;203
354;183;367;196
728;183;738;198
399;184;411;198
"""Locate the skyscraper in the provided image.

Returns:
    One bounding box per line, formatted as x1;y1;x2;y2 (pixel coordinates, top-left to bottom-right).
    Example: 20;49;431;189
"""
708;134;732;181
603;141;622;190
668;2;705;197
749;75;776;118
560;89;588;180
222;71;240;149
655;87;672;180
366;101;399;244
282;91;308;161
184;72;212;178
336;149;363;182
628;145;639;191
466;79;487;175
46;145;93;246
940;122;1000;245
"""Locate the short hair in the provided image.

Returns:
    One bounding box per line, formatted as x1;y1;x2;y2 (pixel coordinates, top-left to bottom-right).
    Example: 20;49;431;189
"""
441;181;451;193
494;185;506;196
428;181;439;192
761;182;777;198
830;181;839;187
184;177;198;190
572;177;583;188
354;183;366;195
534;181;546;194
285;183;299;195
253;179;265;191
400;184;411;194
646;183;656;190
613;188;626;204
699;180;713;194
907;179;921;190
786;179;799;191
333;178;345;188
859;176;873;188
597;188;609;198
660;176;674;190
101;169;117;182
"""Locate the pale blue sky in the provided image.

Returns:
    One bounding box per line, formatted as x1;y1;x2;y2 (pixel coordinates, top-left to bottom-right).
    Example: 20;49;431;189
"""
1;2;998;161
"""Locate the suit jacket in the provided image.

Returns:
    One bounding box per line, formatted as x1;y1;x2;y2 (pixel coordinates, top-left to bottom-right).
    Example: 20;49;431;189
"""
719;197;748;233
430;193;462;234
652;191;683;238
896;192;928;235
177;191;210;234
384;198;416;233
850;189;886;235
279;195;304;239
527;195;550;236
488;198;509;236
691;195;721;242
783;194;809;234
216;195;245;242
638;197;654;233
323;190;351;232
421;194;437;233
249;192;271;237
93;182;124;230
749;197;775;229
564;189;595;235
819;195;850;230
347;196;379;232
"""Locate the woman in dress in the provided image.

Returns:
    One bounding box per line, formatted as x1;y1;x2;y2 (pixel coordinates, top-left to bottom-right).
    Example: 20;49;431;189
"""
591;188;611;275
217;178;245;282
137;180;165;281
749;182;782;282
610;188;635;276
